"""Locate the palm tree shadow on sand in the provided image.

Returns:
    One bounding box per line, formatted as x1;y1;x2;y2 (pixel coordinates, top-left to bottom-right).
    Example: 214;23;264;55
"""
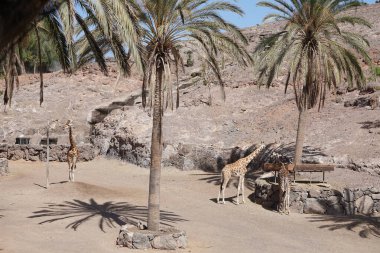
308;215;380;238
28;198;187;232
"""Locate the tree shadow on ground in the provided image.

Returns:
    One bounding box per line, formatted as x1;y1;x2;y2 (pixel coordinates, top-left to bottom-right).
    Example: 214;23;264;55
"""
28;198;187;232
359;120;380;129
307;215;380;238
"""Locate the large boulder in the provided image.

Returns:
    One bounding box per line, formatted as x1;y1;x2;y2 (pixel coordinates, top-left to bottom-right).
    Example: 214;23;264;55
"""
355;195;374;215
303;198;327;214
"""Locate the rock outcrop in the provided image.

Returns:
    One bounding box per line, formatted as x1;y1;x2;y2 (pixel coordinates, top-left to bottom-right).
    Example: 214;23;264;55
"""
254;179;380;216
0;144;96;162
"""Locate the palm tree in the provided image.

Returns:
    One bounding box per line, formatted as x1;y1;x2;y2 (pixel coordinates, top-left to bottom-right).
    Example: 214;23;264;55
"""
138;0;252;231
2;0;141;108
253;0;371;164
2;8;71;109
61;0;142;76
0;0;50;51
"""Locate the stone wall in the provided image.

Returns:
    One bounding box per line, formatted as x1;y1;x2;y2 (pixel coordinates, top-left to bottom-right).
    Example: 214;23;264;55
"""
254;179;380;216
0;144;96;162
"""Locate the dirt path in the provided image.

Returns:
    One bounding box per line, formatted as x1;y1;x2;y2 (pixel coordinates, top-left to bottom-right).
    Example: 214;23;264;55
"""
0;159;379;253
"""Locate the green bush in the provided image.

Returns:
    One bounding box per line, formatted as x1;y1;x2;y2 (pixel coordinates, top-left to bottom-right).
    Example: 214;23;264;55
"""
375;66;380;76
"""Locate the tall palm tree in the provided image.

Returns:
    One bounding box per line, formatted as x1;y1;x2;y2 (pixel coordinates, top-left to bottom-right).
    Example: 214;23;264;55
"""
2;0;141;108
0;0;50;51
60;0;142;76
2;8;71;109
253;0;371;164
139;0;252;231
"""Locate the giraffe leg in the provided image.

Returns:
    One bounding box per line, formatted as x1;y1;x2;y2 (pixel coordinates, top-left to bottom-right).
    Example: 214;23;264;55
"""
217;173;224;204
285;180;290;214
236;176;242;205
72;157;77;182
68;161;72;182
73;156;77;170
242;177;246;204
221;177;228;204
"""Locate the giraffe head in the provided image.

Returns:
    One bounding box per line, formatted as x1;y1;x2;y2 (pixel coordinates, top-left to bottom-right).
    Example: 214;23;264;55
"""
256;142;266;153
49;119;59;130
64;120;73;129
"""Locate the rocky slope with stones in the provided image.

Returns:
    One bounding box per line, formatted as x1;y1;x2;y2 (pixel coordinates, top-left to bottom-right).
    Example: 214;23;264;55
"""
90;4;380;176
1;4;380;181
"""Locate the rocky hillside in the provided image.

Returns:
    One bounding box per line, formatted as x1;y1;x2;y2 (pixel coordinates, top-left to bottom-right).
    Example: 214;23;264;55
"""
90;3;380;175
1;4;380;175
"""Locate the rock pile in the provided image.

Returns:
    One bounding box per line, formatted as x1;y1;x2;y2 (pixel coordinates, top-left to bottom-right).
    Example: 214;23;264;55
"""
254;179;380;216
116;224;187;250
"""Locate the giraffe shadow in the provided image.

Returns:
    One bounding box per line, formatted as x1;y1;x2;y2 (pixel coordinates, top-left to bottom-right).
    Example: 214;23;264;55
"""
28;198;187;232
34;181;68;189
210;196;248;205
51;181;69;185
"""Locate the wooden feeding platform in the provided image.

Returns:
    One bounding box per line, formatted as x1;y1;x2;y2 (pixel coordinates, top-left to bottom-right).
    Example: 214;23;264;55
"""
263;163;335;183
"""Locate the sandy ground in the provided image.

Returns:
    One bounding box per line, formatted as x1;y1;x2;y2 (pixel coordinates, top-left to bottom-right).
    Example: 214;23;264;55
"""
0;159;379;253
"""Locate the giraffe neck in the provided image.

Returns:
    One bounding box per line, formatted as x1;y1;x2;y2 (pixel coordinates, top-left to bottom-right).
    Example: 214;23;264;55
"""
279;164;289;177
69;126;76;148
240;148;261;167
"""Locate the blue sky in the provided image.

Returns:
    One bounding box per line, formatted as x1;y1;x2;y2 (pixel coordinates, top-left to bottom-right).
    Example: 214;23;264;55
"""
220;0;378;28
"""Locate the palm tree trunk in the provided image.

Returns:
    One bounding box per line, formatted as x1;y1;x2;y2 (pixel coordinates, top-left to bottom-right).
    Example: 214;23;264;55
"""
15;46;26;75
46;125;50;189
147;64;163;231
294;107;308;164
3;65;9;109
113;70;121;93
35;22;44;106
3;47;15;109
12;59;20;91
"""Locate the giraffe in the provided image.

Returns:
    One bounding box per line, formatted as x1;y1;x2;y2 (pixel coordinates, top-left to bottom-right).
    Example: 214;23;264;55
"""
271;151;291;214
277;162;290;214
217;144;266;205
64;120;79;182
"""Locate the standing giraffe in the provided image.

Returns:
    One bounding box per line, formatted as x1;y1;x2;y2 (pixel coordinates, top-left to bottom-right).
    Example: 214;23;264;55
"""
217;144;266;205
271;152;291;214
278;162;290;214
64;120;79;182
